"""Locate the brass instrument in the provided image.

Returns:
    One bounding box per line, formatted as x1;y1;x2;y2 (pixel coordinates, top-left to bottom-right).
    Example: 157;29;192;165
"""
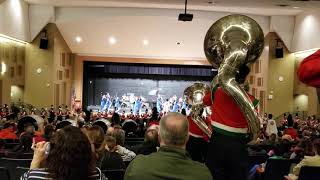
204;15;264;140
184;82;212;137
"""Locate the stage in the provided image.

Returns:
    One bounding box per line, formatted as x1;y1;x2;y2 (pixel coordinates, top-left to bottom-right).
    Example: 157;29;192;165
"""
83;62;215;112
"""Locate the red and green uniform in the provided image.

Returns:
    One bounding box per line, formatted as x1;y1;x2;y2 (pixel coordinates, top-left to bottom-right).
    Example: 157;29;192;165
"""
203;87;258;138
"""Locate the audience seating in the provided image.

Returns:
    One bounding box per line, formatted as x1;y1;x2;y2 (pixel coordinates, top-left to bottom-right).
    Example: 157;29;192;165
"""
248;154;269;169
16;167;29;180
102;169;125;180
0;158;31;180
0;167;10;180
3;143;19;149
4;152;33;159
298;166;320;180
263;159;292;180
124;137;144;146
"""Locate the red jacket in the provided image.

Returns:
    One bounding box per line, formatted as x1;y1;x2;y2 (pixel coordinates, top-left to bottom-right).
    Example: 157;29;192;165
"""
284;127;298;140
204;87;253;137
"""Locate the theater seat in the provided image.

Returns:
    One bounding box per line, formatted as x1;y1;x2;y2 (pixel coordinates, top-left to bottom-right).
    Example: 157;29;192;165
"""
16;167;29;179
0;158;32;180
0;167;10;180
263;158;292;180
102;169;125;180
298;166;320;180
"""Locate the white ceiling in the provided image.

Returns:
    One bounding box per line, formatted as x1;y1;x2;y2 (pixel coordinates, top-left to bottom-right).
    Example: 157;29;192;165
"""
26;0;319;59
24;0;320;16
53;7;270;59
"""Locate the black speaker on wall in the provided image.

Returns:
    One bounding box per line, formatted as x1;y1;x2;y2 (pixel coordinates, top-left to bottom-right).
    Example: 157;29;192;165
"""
40;38;48;49
39;29;48;49
275;47;283;58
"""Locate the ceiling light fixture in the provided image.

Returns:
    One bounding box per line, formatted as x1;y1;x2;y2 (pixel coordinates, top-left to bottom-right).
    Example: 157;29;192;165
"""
75;36;82;43
293;7;300;9
109;36;117;45
143;39;149;46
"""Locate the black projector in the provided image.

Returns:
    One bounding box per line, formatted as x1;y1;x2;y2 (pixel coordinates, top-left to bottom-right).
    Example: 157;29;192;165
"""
178;13;193;21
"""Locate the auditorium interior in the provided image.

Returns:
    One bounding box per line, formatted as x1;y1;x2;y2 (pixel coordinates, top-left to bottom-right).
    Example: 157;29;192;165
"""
1;0;320;180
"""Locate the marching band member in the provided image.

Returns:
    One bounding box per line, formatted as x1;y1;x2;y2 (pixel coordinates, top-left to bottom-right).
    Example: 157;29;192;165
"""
204;64;257;180
156;95;162;113
20;108;27;118
186;108;210;163
100;93;106;111
56;106;63;121
40;108;47;119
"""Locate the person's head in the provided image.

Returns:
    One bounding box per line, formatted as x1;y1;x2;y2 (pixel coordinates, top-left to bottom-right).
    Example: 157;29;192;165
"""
46;126;94;180
24;123;35;134
287;114;293;127
112;128;125;146
151;108;159;121
105;135;117;152
159;112;189;149
181;109;186;116
270;133;277;142
19;133;33;151
86;125;106;154
44;125;55;141
235;64;250;84
268;114;273;120
144;129;159;147
111;113;120;125
313;138;320;155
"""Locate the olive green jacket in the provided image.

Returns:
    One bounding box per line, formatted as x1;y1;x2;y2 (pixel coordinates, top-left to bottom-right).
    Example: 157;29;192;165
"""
124;146;213;180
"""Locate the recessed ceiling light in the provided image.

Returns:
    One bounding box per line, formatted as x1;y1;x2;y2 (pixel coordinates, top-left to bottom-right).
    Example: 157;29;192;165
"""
143;39;149;46
109;36;117;45
293;6;300;9
75;36;82;43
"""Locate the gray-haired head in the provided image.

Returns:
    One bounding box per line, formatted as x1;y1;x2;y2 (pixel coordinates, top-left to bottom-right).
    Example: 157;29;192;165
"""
159;112;189;148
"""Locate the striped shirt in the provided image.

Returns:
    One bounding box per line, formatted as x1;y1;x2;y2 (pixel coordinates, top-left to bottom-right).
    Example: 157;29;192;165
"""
20;168;107;180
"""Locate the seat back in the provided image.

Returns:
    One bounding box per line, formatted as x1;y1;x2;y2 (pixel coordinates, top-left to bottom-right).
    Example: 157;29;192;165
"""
16;167;29;180
0;167;10;180
102;169;125;180
4;143;19;149
264;158;292;180
1;158;31;180
298;166;320;180
5;152;33;159
248;154;268;168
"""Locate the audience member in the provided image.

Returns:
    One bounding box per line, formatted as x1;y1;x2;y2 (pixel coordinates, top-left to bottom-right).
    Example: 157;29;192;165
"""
286;138;320;180
86;125;107;161
100;136;126;170
284;114;298;140
131;128;158;155
0;122;18;139
265;114;278;137
124;112;212;180
112;128;136;162
290;137;315;160
21;126;105;180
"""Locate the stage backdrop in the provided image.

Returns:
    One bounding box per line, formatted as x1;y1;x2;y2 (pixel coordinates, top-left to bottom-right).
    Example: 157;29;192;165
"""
83;62;214;109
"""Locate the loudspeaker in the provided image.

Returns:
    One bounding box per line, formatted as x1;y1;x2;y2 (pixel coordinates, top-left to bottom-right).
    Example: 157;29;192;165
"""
275;47;283;58
39;38;48;49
